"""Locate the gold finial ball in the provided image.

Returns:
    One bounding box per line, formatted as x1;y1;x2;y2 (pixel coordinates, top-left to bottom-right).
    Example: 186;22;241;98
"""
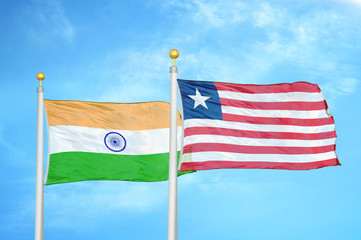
169;49;179;60
36;72;45;81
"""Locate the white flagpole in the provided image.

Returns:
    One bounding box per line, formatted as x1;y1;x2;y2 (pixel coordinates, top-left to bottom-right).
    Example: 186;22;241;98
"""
35;72;45;240
168;49;179;240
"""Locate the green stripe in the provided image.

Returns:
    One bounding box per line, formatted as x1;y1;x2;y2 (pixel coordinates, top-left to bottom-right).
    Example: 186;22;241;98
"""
46;151;192;185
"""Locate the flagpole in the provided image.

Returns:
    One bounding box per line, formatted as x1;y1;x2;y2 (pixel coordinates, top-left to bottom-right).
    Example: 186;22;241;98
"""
168;49;179;240
35;72;45;240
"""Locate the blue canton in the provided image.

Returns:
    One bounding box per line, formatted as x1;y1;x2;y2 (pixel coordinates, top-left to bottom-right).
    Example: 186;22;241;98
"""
178;79;223;120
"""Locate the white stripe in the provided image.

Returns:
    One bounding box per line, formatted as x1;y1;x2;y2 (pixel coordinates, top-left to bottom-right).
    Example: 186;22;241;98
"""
49;125;182;155
184;135;336;147
222;106;328;119
182;151;337;163
218;90;324;102
184;119;335;134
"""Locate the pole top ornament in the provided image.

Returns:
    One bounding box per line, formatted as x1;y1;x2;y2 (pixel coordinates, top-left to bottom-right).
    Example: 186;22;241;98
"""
36;72;45;86
169;49;179;66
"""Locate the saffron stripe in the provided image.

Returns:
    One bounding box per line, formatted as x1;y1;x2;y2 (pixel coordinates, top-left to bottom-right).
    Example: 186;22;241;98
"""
180;159;340;172
44;99;182;130
222;113;334;126
220;98;327;111
183;143;336;155
215;81;321;93
184;127;337;140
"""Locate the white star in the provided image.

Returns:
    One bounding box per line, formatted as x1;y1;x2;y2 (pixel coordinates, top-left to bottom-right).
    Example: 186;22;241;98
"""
188;88;210;109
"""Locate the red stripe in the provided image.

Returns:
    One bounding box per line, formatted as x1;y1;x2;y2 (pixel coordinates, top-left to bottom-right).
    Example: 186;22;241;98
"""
183;143;335;155
220;98;326;111
215;81;320;94
184;127;337;140
222;113;334;126
179;158;341;171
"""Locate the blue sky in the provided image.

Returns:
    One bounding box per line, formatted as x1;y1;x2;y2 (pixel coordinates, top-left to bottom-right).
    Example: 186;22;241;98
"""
1;0;361;239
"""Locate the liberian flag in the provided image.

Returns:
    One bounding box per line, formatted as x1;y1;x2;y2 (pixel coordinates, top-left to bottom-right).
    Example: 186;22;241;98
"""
44;100;187;185
177;79;340;172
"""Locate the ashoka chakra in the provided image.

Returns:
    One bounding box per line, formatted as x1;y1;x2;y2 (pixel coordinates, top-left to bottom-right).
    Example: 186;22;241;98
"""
104;132;126;152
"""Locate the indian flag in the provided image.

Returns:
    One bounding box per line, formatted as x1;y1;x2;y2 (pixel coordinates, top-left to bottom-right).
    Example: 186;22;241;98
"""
44;99;187;185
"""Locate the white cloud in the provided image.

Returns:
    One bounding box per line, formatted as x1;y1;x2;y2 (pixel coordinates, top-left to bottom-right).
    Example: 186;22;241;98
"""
44;181;168;228
0;126;27;163
192;0;245;27
26;0;75;44
320;77;359;108
338;78;358;93
249;3;360;89
2;201;34;232
165;0;246;27
253;3;286;28
179;170;292;220
2;180;169;231
91;1;360;106
180;50;269;84
93;48;171;103
337;0;361;7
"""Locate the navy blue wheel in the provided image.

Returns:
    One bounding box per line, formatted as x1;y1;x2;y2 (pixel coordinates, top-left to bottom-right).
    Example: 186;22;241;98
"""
104;132;126;152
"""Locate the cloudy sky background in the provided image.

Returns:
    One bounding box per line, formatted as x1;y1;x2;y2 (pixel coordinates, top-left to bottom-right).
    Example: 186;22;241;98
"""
1;0;361;239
